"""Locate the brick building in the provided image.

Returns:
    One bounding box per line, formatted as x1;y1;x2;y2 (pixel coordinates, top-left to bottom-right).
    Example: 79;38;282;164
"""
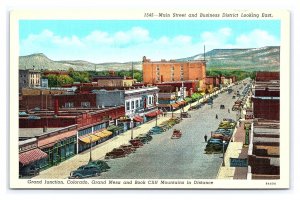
93;76;135;87
252;72;280;120
19;106;125;128
142;56;206;89
248;120;280;179
19;93;96;110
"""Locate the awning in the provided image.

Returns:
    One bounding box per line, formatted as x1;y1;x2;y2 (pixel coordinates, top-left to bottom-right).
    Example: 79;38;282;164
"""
176;101;186;106
145;110;163;117
38;130;77;148
171;103;179;109
133;116;144;122
79;134;101;144
94;130;112;139
19;148;48;166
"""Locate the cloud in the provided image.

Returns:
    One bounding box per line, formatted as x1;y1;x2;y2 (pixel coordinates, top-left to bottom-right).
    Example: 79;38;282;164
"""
235;29;280;47
20;27;279;62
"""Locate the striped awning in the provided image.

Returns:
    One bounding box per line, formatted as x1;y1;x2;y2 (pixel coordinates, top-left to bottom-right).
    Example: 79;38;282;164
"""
79;134;101;144
94;130;112;139
19;148;48;166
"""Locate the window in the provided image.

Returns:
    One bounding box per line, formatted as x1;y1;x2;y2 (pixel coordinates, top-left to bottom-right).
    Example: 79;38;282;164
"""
135;100;139;109
126;101;130;111
131;101;135;110
65;102;74;108
81;102;90;108
156;65;160;71
148;96;151;105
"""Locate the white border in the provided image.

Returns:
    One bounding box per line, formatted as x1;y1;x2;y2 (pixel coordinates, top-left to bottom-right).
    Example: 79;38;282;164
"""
9;9;290;189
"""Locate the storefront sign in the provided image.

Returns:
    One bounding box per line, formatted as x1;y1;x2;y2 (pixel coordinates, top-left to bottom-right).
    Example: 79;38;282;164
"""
230;158;248;167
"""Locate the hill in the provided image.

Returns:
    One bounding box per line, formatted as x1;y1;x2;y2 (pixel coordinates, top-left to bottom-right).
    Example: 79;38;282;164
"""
19;46;280;72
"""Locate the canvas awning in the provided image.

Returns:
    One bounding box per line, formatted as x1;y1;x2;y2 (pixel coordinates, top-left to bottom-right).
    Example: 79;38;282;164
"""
133;116;144;122
79;134;101;144
94;130;113;139
19;148;48;166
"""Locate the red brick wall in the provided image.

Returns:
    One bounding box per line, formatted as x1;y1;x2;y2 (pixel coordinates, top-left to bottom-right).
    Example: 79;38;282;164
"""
143;59;206;84
54;94;96;108
20;95;54;110
255;89;280;97
19;106;125;128
252;98;280;120
256;72;280;81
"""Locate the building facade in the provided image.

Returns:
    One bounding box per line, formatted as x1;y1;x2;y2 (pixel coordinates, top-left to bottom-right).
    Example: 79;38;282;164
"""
19;69;42;89
142;56;206;88
252;72;280;120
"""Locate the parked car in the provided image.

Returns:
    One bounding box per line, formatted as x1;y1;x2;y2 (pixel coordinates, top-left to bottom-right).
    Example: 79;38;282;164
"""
105;148;128;159
220;104;225;109
135;134;152;144
149;126;164;135
69;165;101;179
87;160;110;172
211;133;231;141
232;96;236;99
129;139;144;148
119;144;136;152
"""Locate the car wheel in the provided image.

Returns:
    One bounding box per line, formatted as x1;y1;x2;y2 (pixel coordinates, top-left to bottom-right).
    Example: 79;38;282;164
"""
75;175;80;179
95;172;100;176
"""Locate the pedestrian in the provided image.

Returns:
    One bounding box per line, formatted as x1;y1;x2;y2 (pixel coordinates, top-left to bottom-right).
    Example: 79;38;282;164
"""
204;134;208;142
228;108;230;113
216;114;218;119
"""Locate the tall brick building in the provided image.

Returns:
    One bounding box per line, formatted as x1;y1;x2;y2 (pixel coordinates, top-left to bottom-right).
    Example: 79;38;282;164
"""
142;56;206;88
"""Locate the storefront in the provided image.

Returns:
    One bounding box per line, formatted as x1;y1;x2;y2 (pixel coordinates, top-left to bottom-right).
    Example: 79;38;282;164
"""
19;140;48;177
37;127;77;168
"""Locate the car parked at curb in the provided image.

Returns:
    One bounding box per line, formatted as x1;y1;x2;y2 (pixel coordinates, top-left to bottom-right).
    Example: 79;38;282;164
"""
69;165;101;179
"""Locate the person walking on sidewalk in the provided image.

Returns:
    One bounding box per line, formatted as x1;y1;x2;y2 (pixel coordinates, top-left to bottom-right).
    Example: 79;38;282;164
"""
228;108;230;113
204;134;208;142
215;114;218;119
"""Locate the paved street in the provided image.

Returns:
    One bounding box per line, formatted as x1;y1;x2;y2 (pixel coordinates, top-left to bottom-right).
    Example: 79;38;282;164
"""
93;84;243;179
34;82;249;179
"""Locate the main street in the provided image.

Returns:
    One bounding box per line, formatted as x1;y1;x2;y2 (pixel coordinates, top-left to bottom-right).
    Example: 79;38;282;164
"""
93;82;247;179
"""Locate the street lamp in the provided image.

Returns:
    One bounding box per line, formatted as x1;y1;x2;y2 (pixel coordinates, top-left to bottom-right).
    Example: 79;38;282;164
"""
130;117;134;139
89;135;93;163
155;110;158;126
222;140;226;166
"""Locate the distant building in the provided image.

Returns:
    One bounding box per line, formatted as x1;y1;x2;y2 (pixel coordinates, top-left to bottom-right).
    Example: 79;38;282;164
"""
142;56;206;88
19;69;41;89
93;76;135;87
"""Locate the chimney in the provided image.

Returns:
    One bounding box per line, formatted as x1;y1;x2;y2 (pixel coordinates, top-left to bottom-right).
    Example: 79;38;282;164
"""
54;97;59;115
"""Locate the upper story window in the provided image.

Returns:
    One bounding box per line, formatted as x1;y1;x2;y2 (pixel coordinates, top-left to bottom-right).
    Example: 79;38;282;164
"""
81;102;90;108
65;102;74;108
156;65;160;71
126;101;130;111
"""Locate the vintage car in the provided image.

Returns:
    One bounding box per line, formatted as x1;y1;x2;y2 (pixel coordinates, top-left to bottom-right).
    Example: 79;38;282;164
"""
69;165;101;179
205;139;228;153
211;133;231;141
119;144;136;152
171;129;182;139
129;139;144;148
105;148;128;159
220;104;225;109
188;104;201;111
87;160;110;172
181;112;191;118
135;134;152;144
149;126;164;135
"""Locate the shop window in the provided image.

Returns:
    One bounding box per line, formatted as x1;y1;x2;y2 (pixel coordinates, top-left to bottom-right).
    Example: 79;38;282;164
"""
65;102;74;108
131;101;135;110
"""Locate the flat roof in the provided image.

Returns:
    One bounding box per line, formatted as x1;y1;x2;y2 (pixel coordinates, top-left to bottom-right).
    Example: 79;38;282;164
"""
253;137;279;143
19;128;62;138
254;127;280;135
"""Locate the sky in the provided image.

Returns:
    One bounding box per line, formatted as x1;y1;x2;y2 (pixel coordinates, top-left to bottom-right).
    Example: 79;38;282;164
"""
19;20;280;63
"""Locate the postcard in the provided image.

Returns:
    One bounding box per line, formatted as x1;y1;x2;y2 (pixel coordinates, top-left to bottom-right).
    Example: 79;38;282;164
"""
10;9;290;189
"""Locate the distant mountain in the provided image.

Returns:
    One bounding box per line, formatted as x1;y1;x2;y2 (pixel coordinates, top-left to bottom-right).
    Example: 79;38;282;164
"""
19;46;280;72
19;53;142;71
177;46;280;71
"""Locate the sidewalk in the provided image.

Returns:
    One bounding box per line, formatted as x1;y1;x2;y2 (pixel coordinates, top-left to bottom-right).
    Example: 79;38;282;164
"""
216;121;249;179
34;114;170;179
